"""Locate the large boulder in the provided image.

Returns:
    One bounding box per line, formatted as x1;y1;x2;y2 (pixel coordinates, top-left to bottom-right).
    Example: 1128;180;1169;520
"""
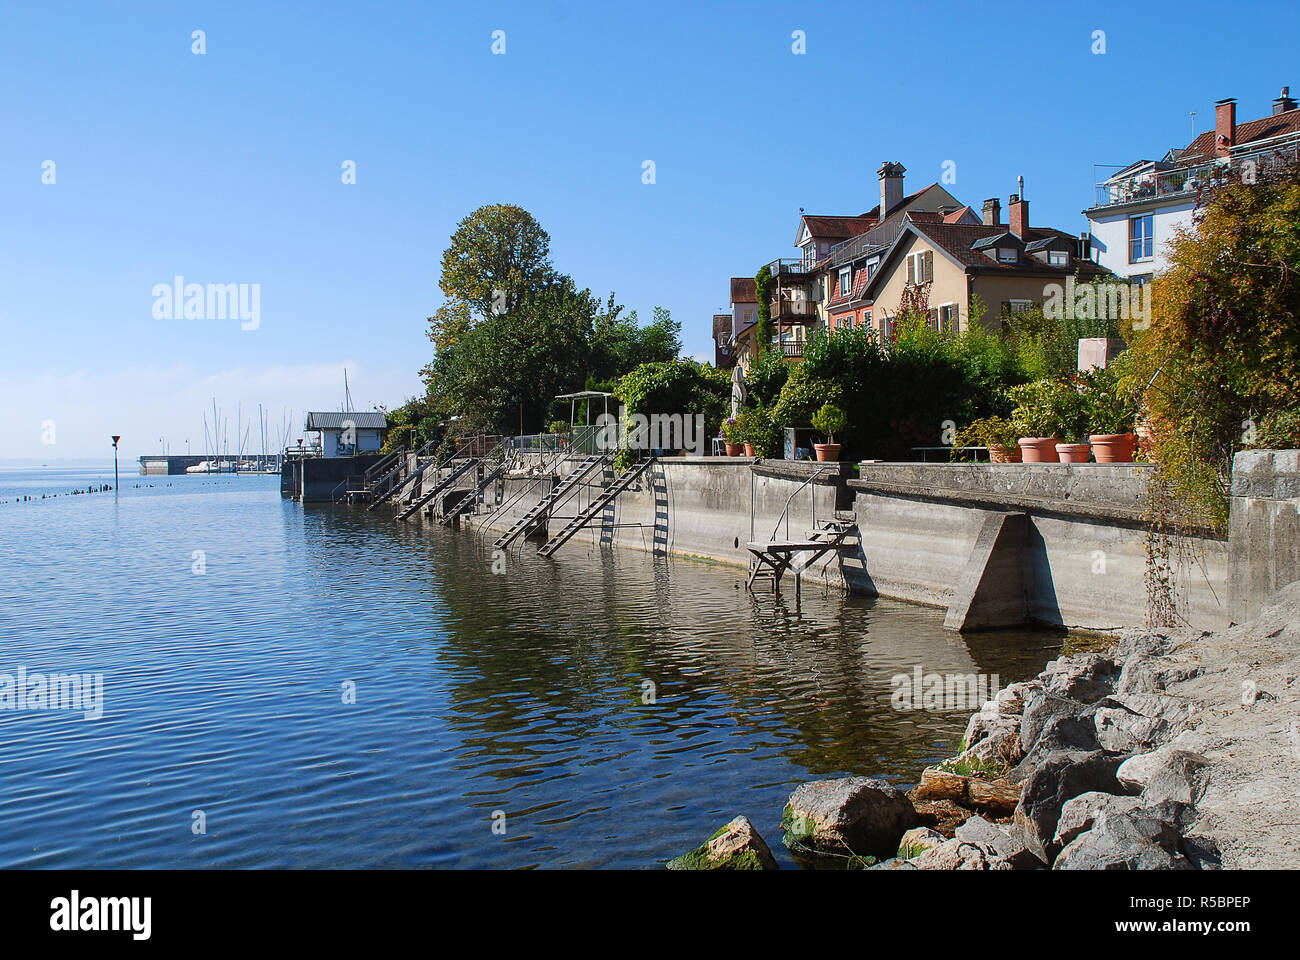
1141;750;1211;806
1116;732;1214;794
1115;654;1202;696
1013;749;1126;864
1021;693;1088;753
666;815;779;870
1010;714;1101;781
782;777;918;863
1043;653;1121;703
1054;791;1144;848
954;815;1044;869
1091;693;1198;753
1053;804;1195;870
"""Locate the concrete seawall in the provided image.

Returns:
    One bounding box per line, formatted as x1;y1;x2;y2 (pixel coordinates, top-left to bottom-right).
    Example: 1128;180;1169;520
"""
404;453;1300;634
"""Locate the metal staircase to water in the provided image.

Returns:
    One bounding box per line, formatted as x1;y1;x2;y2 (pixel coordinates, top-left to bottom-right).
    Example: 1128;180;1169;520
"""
438;449;513;525
746;513;856;594
537;457;656;558
493;453;609;550
397;457;480;521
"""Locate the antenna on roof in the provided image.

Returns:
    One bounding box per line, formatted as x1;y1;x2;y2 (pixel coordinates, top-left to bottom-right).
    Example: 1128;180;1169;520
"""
1189;110;1196;145
1017;175;1025;199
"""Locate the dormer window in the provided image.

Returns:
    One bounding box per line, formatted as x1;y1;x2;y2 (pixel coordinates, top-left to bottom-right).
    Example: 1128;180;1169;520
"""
997;248;1017;264
1048;250;1068;266
838;267;851;296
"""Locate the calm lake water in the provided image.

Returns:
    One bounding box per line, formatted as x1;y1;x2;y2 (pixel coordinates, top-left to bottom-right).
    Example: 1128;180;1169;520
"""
0;464;1062;868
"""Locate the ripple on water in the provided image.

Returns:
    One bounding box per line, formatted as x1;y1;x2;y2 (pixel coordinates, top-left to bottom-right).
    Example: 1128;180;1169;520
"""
0;471;1061;868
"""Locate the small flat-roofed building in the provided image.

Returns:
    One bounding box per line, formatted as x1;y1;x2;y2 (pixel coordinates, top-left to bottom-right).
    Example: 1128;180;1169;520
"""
304;411;388;458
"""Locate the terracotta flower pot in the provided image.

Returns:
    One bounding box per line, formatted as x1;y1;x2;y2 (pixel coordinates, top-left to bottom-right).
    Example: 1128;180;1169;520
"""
814;443;841;462
743;442;757;457
1018;437;1061;463
987;443;1021;464
725;442;744;457
1055;442;1092;464
1090;433;1137;463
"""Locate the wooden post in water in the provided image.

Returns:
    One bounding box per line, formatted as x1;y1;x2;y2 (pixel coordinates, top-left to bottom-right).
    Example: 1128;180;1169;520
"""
111;435;120;494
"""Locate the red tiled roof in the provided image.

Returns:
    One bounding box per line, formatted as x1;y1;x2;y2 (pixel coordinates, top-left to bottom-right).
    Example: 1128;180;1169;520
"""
826;260;873;310
907;222;1110;277
1185;108;1300;158
944;205;978;224
730;277;757;303
712;313;732;338
800;214;878;241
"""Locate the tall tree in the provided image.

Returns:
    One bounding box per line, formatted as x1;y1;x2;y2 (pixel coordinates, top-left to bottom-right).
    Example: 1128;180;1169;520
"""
439;204;555;319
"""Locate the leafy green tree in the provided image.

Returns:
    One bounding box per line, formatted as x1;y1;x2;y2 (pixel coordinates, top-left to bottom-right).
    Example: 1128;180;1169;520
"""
439;204;555;319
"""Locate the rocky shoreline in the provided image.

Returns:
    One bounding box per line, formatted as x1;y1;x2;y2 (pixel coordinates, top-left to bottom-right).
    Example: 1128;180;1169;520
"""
668;582;1300;870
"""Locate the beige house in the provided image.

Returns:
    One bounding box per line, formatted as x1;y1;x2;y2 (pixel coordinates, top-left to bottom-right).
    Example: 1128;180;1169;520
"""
859;191;1109;337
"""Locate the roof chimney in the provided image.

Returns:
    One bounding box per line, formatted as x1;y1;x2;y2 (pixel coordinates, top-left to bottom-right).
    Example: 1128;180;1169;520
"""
1078;232;1092;262
981;197;1001;226
1009;185;1029;239
877;162;906;219
1274;86;1298;115
1215;98;1236;157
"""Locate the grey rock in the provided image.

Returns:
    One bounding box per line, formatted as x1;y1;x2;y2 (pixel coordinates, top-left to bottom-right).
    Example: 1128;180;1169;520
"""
955;814;1044;869
1141;750;1211;806
1112;632;1177;661
1011;714;1102;782
1092;693;1197;753
911;837;1014;870
1053;804;1194;870
1013;749;1126;864
1045;653;1121;703
1021;693;1088;753
782;777;918;862
1115;732;1213;794
1116;655;1202;696
1054;791;1144;847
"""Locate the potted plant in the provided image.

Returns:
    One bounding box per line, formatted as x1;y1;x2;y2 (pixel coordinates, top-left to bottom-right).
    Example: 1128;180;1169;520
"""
1080;365;1139;463
744;405;776;458
811;403;847;462
1008;380;1066;463
955;416;1022;463
1053;382;1092;463
721;416;744;456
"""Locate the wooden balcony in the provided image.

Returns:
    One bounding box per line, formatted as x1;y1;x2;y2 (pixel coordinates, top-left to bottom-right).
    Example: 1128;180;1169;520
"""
770;297;818;322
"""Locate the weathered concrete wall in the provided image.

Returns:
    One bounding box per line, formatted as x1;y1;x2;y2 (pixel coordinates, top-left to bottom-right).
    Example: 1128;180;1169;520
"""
405;456;1251;634
1229;450;1300;623
851;463;1229;633
428;457;858;589
285;454;385;502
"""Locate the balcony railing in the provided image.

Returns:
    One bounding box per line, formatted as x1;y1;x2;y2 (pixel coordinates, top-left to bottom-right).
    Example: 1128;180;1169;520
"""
1092;142;1300;209
770;297;818;321
771;340;804;358
766;258;816;276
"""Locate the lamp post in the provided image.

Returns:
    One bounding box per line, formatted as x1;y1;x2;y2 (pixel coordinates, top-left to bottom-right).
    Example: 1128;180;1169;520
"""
111;435;121;493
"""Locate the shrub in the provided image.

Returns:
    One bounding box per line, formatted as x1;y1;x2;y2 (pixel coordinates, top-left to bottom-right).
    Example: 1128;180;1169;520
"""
547;419;569;435
1079;361;1140;436
1255;407;1300;449
1008;379;1078;438
771;367;844;431
811;403;847;443
953;416;1020;453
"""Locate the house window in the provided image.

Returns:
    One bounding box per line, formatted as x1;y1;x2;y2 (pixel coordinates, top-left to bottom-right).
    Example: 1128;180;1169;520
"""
907;251;931;284
1048;250;1068;266
937;303;959;333
866;257;879;281
1005;299;1034;315
1129;214;1154;262
997;248;1017;264
838;268;851;296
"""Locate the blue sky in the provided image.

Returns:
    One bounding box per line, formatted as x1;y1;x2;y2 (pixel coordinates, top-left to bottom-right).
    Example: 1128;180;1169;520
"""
3;0;1297;459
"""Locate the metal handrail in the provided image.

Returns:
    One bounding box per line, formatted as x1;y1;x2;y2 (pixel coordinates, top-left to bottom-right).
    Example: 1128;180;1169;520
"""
769;464;830;542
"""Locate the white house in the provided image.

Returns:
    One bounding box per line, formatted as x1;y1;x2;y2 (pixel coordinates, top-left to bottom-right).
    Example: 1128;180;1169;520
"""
303;411;387;458
1085;87;1300;282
